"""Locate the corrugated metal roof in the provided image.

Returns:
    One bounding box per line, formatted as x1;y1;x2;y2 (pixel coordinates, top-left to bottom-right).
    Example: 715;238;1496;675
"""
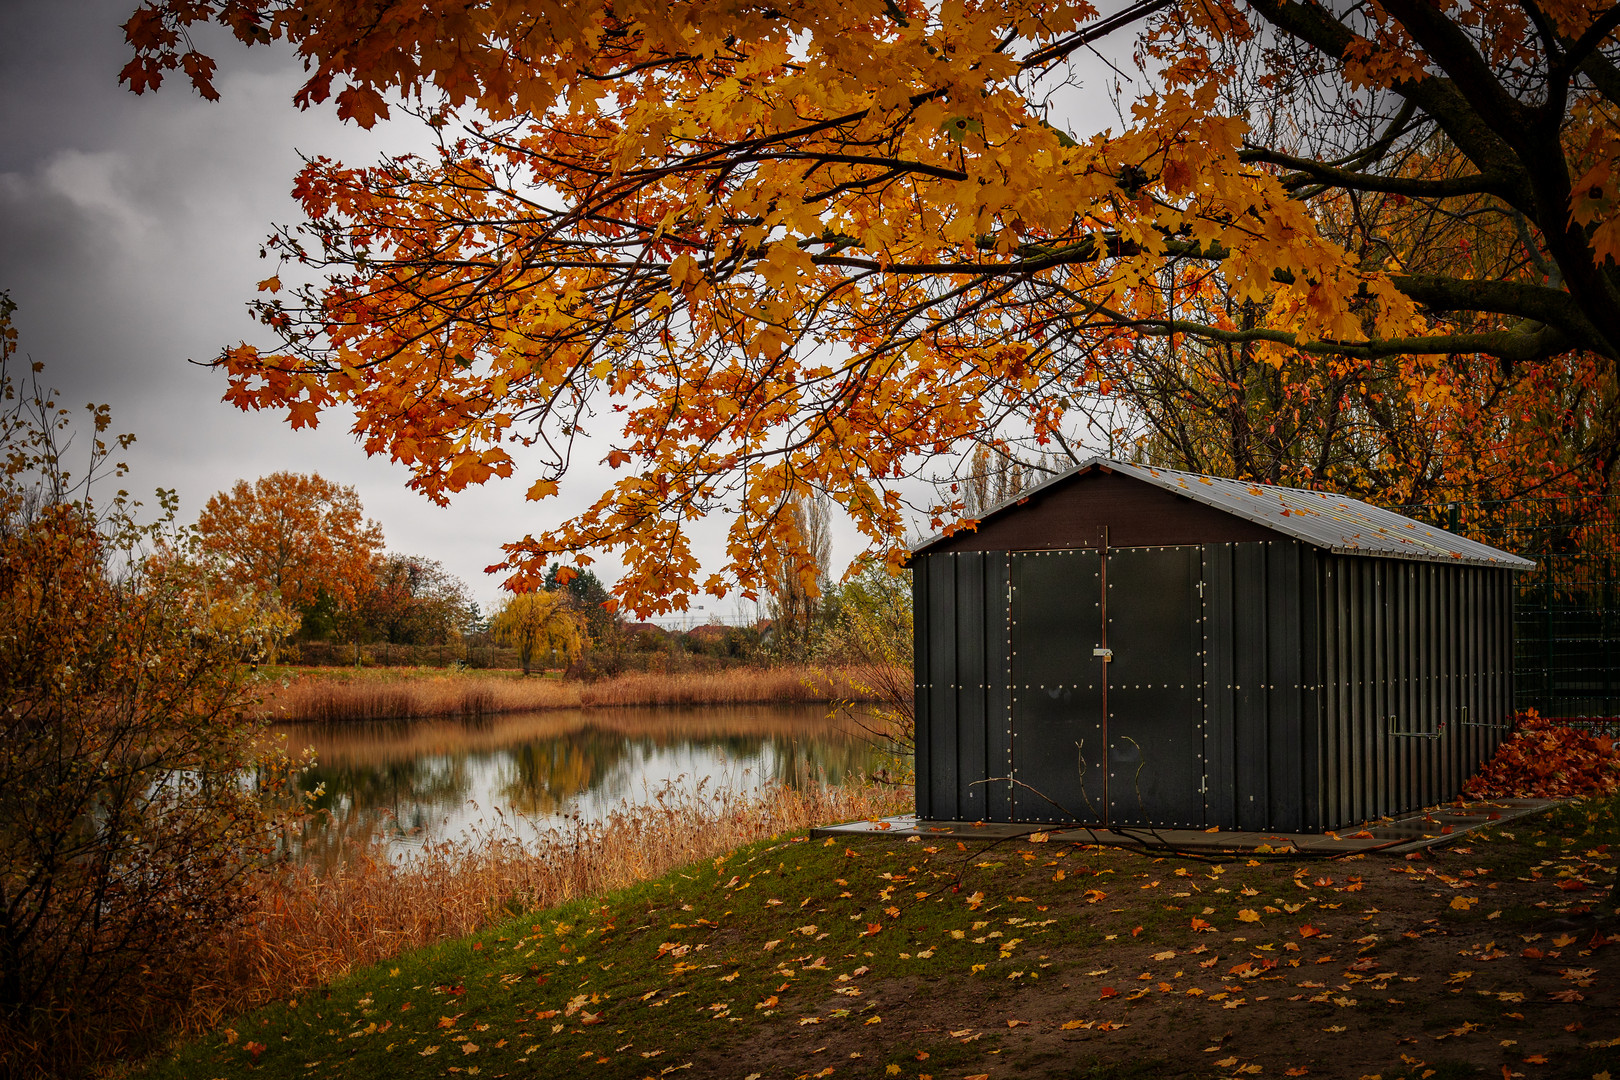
913;456;1536;570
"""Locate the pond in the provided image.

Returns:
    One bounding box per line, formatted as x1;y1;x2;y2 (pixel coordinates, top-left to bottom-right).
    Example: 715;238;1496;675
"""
272;703;895;866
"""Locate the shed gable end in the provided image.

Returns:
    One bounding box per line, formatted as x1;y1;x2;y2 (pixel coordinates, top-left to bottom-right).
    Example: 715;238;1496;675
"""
919;469;1281;555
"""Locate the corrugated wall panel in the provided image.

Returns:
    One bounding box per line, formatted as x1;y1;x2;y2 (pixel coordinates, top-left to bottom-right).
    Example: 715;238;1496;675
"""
913;562;931;819
1375;559;1394;818
986;553;1013;821
1315;556;1517;829
1298;546;1323;830
1201;541;1312;831
956;554;987;821
1332;559;1350;825
1267;543;1305;831
1355;558;1374;822
1391;563;1410;816
1432;566;1445;803
1202;544;1237;828
912;552;1013;823
1232;542;1270;830
926;554;959;818
1444;564;1462;798
1462;568;1480;778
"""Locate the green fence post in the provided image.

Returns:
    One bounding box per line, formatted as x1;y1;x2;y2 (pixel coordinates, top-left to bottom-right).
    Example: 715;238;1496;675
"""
1544;564;1556;716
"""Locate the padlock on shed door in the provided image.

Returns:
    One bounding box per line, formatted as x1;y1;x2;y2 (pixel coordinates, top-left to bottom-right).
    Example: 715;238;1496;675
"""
1092;647;1113;662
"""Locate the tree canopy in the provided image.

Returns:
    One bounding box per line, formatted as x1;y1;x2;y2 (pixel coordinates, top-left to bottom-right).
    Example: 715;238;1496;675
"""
491;590;584;674
124;0;1620;610
194;471;384;617
362;551;477;644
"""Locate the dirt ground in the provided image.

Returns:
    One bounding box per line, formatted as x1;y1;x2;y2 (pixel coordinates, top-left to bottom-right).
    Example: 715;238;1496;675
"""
689;821;1620;1079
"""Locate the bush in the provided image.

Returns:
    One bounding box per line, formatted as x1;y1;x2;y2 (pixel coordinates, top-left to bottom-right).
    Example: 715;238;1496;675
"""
287;640;520;668
0;508;291;1076
565;644;748;681
0;298;294;1076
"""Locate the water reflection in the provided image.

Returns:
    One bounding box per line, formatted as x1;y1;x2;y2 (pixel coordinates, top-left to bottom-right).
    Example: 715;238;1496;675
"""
273;704;890;865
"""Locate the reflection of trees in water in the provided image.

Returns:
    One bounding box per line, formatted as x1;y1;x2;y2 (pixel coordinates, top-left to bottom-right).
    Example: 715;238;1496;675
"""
498;731;885;813
754;736;878;787
498;734;632;815
275;754;474;866
267;714;891;866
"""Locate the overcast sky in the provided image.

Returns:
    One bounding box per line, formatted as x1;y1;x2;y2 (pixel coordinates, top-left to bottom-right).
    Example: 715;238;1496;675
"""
0;0;736;620
0;0;1123;622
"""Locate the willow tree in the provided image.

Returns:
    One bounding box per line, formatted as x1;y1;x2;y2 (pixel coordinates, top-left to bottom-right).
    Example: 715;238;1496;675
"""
491;591;583;674
124;0;1620;611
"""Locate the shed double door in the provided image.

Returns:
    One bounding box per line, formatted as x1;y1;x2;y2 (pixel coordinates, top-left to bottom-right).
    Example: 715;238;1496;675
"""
1009;547;1206;827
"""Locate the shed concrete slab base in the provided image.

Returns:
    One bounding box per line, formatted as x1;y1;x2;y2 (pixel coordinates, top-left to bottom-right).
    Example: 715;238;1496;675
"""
811;798;1561;855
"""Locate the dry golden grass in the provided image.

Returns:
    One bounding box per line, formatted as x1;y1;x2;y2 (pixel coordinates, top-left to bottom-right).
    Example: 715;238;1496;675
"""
182;779;911;1031
579;666;869;708
256;665;887;722
256;670;578;722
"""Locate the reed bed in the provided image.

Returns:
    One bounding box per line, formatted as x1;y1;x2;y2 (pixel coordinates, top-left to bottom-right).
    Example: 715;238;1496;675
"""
182;778;912;1032
256;664;887;723
256;670;579;722
578;666;868;708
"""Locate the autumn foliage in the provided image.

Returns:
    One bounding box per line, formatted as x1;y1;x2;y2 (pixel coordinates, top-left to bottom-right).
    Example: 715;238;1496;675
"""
490;590;584;675
121;0;1620;612
0;301;295;1077
1464;713;1620;800
195;471;383;618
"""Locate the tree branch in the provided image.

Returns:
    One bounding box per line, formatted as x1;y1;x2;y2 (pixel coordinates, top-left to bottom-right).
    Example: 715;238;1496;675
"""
1241;144;1505;198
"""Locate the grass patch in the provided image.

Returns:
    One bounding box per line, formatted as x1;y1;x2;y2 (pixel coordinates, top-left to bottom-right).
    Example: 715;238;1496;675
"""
140;795;1620;1080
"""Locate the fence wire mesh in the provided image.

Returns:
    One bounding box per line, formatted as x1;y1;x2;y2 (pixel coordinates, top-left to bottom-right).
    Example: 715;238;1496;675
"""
1399;497;1620;724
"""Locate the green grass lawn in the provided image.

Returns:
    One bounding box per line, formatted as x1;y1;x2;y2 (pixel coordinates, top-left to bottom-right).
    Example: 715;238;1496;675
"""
140;798;1620;1080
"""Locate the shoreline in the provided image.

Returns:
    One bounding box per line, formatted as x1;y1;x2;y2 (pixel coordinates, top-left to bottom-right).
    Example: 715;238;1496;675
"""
250;663;894;723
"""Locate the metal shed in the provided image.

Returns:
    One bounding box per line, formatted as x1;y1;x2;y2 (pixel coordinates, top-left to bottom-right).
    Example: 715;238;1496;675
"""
910;457;1535;832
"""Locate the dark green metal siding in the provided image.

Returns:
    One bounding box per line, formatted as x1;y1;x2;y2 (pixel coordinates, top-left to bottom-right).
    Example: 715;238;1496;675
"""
913;551;1009;821
1200;541;1316;831
1316;557;1513;829
914;542;1516;831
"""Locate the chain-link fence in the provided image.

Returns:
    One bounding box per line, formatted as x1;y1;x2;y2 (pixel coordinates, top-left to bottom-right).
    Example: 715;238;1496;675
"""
1398;496;1620;725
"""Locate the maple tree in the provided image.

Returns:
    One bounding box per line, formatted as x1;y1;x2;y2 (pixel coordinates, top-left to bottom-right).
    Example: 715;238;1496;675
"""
122;0;1620;611
194;471;384;621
